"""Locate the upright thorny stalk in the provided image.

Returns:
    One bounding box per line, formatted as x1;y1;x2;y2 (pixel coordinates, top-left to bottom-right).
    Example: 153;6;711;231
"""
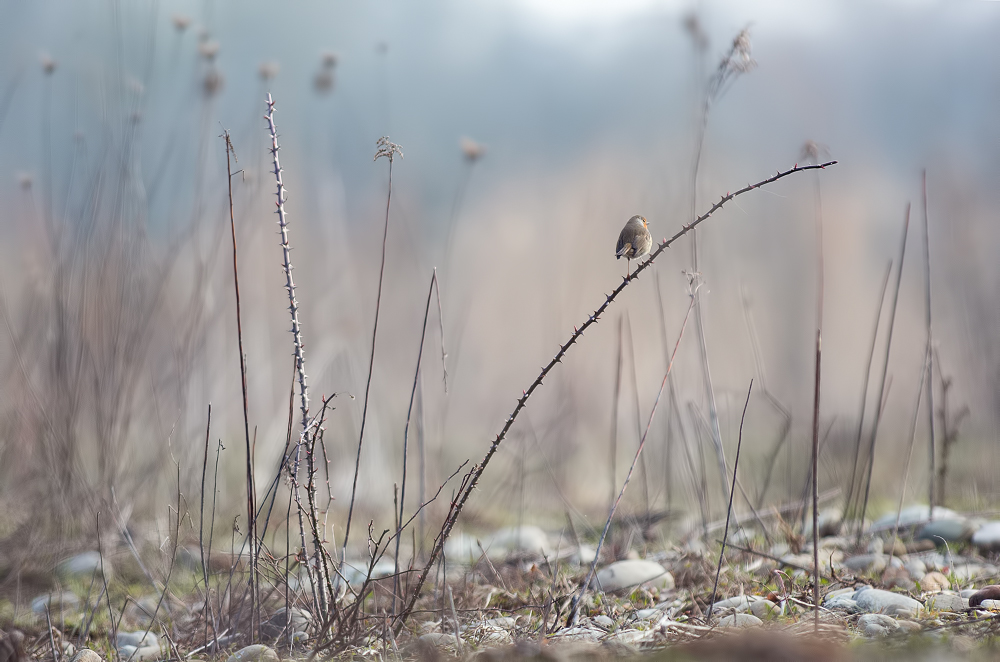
265;93;330;620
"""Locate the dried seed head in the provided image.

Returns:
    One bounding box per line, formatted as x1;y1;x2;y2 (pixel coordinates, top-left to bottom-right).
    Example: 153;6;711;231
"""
800;140;829;164
40;53;56;75
314;70;334;94
198;40;220;61
17;173;33;190
726;28;756;74
259;61;279;81
374;136;403;163
203;67;224;96
172;14;191;32
682;12;708;52
460;137;486;162
321;52;338;69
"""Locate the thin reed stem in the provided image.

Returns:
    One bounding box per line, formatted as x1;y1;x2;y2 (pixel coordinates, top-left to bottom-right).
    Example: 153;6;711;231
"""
222;130;257;640
706;379;753;621
394;269;443;615
344;137;402;559
809;156;825;630
858;204;911;543
843;261;892;522
921;170;937;517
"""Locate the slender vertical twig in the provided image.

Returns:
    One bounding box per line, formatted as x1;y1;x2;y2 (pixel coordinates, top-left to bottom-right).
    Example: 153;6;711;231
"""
344;136;402;560
806;143;825;631
199;404;213;648
858;205;911;543
921;170;937;518
687;29;756;508
394;269;443;614
568;292;697;626
843;261;892;522
706;379;753;621
609;315;624;510
885;360;929;573
222;130;258;640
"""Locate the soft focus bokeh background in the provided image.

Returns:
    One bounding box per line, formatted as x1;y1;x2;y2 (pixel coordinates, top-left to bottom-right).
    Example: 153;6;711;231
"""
1;0;999;546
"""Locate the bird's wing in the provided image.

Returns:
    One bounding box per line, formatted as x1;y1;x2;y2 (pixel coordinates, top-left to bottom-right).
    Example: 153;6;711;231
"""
616;233;631;258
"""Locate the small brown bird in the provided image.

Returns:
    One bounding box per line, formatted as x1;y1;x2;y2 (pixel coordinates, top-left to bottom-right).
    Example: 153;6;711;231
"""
616;215;652;278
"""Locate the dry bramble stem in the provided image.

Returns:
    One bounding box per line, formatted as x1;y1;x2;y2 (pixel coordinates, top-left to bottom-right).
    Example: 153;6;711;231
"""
393;159;838;631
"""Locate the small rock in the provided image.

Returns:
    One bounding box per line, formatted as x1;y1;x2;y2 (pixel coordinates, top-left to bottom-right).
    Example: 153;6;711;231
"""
897;620;922;633
56;552;107;581
925;593;966;612
488;525;552;559
418;633;459;648
593;560;673;592
970;586;1000;607
572;545;597;565
872;505;959;532
825;597;859;613
750;599;780;620
634;609;659;620
261;607;312;640
592;615;614;630
552;626;602;642
709;595;762;614
882;566;917;591
69;651;103;662
116;633;158;649
980;600;1000;609
868;538;884;554
226;645;278;662
31;591;80;614
858;613;900;637
842;554;888;573
718;613;762;628
921;571;951;592
952;563;998;582
854;588;922;616
824;587;858;602
903;558;927;577
906;539;936;553
972;522;1000;552
118;646;161;662
817;509;843;537
917;518;976;543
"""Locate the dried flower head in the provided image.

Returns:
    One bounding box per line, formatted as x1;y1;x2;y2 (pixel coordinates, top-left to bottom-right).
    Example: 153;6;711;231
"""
800;141;830;165
258;61;279;81
460;137;486;162
172;14;191;32
198;40;220;61
321;52;338;69
727;28;756;74
313;70;334;94
40;54;56;75
374;136;403;163
704;26;756;106
682;12;708;52
203;67;224;96
16;173;33;190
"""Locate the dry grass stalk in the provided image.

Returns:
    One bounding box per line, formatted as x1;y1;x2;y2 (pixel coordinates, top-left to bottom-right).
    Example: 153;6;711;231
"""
857;204;911;543
706;379;752;621
221;129;258;639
